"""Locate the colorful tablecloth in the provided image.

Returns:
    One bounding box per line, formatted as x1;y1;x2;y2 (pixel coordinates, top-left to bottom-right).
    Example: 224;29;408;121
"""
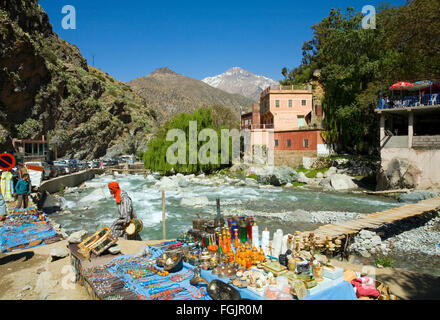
0;213;59;253
95;246;357;301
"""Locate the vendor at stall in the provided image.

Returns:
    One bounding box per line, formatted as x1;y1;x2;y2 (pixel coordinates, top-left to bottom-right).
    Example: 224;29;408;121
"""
108;181;142;240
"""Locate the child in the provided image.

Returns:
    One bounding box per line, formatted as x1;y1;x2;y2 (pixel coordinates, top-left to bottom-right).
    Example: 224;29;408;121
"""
15;173;31;213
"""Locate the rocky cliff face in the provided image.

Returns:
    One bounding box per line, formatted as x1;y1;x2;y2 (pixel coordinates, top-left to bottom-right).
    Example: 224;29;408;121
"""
0;0;157;159
129;67;253;125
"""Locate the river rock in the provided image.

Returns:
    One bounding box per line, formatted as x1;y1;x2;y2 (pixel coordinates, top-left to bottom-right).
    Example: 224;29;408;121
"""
297;172;310;184
324;167;337;178
67;230;88;244
245;178;258;186
316;172;324;179
330;174;358;190
251;165;298;186
398;191;439;203
180;196;209;207
359;230;374;240
50;247;69;261
285;183;293;188
358;249;371;258
108;245;121;255
371;235;382;246
177;178;190;188
235;180;247;187
154;177;179;191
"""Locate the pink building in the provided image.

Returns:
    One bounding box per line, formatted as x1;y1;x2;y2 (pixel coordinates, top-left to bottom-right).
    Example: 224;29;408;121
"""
259;85;313;130
241;84;328;166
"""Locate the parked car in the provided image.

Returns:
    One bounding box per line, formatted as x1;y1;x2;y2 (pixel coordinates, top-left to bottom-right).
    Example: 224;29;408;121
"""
53;161;71;175
77;161;87;170
59;160;77;173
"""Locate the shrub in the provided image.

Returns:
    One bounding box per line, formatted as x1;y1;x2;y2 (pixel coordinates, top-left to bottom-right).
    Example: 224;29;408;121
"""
15;118;42;139
375;256;395;268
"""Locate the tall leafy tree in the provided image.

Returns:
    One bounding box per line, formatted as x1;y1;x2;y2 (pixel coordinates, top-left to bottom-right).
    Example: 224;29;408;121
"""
281;0;440;155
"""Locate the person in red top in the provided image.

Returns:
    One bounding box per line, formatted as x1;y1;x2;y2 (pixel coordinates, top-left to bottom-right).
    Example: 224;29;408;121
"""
108;181;142;240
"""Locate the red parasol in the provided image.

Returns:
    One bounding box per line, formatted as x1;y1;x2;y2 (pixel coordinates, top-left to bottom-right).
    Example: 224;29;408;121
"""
390;82;414;90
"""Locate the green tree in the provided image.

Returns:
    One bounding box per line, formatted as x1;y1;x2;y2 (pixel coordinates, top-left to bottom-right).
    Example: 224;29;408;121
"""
143;107;236;174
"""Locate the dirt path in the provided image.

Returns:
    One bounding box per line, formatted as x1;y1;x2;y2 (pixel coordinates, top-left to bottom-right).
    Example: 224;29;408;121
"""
331;259;440;300
0;239;160;300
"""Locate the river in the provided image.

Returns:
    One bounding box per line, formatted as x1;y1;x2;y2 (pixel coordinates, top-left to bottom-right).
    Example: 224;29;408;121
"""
53;173;399;240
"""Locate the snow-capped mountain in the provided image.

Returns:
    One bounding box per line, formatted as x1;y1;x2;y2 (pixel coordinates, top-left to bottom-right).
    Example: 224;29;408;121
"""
202;67;279;101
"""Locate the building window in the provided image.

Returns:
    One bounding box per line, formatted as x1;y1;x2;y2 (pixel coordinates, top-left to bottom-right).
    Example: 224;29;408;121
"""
302;100;307;106
289;100;293;108
304;139;309;148
275;100;280;108
298;116;305;127
275;140;279;147
287;139;291;147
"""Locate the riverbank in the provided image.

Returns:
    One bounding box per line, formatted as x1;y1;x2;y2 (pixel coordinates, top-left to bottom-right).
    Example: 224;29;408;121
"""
1;239;439;300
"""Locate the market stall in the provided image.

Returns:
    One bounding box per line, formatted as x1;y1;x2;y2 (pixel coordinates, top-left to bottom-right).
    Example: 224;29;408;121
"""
0;207;61;253
71;212;395;301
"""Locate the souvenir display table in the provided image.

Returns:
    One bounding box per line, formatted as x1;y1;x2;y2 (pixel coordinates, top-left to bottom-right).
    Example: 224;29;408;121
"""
74;243;357;300
198;263;356;300
0;208;61;253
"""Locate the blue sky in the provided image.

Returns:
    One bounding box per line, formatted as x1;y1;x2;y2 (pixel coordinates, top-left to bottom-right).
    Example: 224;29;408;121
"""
39;0;405;82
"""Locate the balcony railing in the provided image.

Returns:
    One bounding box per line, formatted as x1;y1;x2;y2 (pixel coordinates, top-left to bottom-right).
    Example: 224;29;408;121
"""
260;84;312;97
377;93;439;109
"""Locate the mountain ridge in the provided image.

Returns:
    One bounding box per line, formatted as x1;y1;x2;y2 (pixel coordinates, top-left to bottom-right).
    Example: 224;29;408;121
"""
128;67;254;125
202;67;279;101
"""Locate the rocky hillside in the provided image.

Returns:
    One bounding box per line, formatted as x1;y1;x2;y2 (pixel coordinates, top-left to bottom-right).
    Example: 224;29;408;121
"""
128;67;253;125
202;67;279;101
0;0;158;159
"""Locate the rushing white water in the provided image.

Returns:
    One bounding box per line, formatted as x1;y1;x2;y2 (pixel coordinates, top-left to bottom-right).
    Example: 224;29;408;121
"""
53;173;400;241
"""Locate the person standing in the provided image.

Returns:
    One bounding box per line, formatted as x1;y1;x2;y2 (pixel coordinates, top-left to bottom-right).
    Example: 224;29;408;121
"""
15;173;31;213
108;181;142;240
1;170;14;202
0;191;7;221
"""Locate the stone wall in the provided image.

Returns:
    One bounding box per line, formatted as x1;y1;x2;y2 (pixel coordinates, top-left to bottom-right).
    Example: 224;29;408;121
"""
274;150;317;167
413;135;440;149
40;169;104;194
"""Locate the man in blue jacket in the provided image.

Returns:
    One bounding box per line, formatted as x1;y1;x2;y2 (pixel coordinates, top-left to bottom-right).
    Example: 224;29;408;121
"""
15;173;31;212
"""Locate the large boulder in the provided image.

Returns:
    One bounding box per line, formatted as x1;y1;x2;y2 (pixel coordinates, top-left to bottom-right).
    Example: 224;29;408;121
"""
377;158;421;190
154;177;179;191
297;172;310;184
67;230;88;244
330;174;358;191
49;247;69;261
252;166;298;186
324;167;337;178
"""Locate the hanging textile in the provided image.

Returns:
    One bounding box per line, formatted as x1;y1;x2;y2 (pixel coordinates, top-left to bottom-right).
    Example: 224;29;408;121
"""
1;171;14;202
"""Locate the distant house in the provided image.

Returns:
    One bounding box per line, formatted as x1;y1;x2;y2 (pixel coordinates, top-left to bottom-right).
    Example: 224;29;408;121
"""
12;136;53;163
241;84;328;167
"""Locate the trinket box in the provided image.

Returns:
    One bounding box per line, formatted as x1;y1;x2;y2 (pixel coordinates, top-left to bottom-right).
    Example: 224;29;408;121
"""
261;261;288;277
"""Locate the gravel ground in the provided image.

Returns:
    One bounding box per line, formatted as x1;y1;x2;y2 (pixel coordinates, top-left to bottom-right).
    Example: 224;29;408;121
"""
383;216;440;256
